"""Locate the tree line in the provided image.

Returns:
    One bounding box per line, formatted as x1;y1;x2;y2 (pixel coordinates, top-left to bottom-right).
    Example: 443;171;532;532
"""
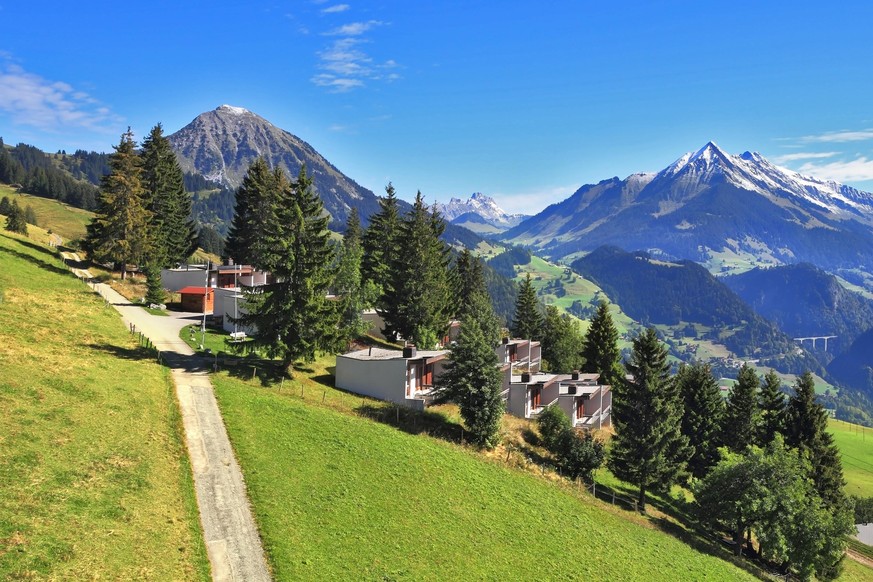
1;196;37;236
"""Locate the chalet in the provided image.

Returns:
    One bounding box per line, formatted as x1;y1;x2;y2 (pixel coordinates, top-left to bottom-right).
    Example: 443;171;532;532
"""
505;369;611;429
335;346;449;411
178;286;215;313
495;338;541;374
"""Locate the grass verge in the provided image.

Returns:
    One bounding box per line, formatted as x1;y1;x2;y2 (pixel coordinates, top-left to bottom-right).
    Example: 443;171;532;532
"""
0;230;209;580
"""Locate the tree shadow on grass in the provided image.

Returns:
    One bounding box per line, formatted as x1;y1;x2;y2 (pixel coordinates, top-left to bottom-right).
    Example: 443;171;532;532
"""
87;343;213;373
6;234;59;258
0;244;71;278
87;342;158;362
355;403;471;445
222;358;286;387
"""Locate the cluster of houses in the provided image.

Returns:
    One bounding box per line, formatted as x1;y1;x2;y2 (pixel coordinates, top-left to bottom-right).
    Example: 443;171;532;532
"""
161;262;611;429
335;337;612;429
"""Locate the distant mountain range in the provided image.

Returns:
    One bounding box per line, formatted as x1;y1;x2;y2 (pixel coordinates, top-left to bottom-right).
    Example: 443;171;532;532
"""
168;105;482;248
502;142;873;272
436;193;528;234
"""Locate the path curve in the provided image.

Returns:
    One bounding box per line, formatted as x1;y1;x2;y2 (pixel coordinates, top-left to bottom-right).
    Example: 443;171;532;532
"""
61;254;271;581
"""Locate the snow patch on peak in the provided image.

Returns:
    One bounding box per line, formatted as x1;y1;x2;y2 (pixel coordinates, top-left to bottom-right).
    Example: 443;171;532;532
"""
217;104;250;115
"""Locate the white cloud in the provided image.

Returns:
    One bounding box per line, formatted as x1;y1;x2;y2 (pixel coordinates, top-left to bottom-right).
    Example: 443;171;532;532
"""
771;151;839;164
489;184;580;215
312;31;399;92
326;20;383;36
797;157;873;182
0;59;121;132
321;4;350;14
801;129;873;143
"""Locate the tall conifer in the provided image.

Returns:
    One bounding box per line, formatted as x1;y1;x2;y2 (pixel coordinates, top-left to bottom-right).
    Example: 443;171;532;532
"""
758;369;786;446
84;129;150;279
140;123;196;266
580;300;623;388
236;165;337;374
511;273;543;340
361;183;401;293
676;362;724;479
608;328;690;511
722;364;760;453
333;208;377;349
224;158;278;268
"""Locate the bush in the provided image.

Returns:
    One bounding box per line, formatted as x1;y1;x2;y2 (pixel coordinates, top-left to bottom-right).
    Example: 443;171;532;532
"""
554;429;605;483
537;405;571;450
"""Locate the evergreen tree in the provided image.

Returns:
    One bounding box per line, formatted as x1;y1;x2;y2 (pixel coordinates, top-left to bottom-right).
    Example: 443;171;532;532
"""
236;165;337;375
758;369;786;446
721;364;760;453
140;123;197;266
786;371;846;508
510;273;543;340
452;249;500;347
608;328;690;511
380;191;451;348
676;362;725;480
434;309;505;448
580;300;624;388
143;263;165;305
84;129;151;279
4;199;28;234
361;182;401;293
0;196;10;215
541;305;584;372
23;205;37;226
333;208;378;349
224;157;278;268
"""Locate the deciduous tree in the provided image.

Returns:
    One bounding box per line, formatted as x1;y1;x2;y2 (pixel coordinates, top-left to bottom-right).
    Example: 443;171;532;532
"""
541;305;584;372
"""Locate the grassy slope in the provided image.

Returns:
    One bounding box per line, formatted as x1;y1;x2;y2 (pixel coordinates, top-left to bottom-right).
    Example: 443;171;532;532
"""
0;231;209;580
213;370;759;581
830;420;873;498
0;185;93;242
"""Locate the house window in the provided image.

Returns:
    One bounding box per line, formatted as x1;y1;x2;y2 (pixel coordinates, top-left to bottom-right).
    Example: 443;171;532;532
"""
509;346;518;362
576;397;585;421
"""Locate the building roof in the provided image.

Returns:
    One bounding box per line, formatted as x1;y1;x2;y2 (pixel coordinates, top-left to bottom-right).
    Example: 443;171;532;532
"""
340;347;449;361
178;286;214;295
217;265;254;274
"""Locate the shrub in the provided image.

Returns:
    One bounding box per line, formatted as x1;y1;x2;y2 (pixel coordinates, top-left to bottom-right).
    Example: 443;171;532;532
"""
554;429;605;483
537;405;570;450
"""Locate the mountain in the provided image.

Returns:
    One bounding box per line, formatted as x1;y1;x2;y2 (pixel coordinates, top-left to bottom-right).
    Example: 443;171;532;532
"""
570;246;818;366
828;329;873;402
724;263;873;356
168;105;483;248
168;105;382;229
502;142;873;272
436;193;528;234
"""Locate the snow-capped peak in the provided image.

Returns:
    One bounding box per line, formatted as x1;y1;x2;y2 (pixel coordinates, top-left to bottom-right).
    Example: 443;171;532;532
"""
217;104;250;116
656;142;873;216
436;192;529;230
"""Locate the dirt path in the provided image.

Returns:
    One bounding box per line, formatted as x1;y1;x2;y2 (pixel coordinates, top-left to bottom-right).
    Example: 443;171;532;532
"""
77;272;270;581
848;547;873;569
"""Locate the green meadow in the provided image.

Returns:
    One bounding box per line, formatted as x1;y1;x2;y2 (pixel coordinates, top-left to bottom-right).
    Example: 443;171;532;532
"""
212;368;763;581
0;230;209;580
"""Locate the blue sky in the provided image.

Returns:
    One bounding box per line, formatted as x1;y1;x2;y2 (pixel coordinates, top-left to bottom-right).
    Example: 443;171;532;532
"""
1;1;873;214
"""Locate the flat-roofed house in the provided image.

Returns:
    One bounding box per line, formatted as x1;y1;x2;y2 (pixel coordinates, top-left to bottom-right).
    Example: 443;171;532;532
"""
495;338;541;374
335;346;449;411
504;369;612;428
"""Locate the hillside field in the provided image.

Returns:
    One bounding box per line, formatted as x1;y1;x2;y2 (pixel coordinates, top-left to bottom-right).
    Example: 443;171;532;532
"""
0;185;92;242
0;230;209;580
830;419;873;498
212;367;765;581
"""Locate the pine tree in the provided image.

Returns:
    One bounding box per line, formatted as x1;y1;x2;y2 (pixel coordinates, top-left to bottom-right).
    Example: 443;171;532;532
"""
541;305;584;372
23;205;37;226
84;129;151;279
4;199;28;234
140;123;197;266
758;369;786;446
786;371;846;508
236;165;337;374
608;328;690;511
380;191;451;348
511;273;543;340
143;263;166;305
361;182;401;294
721;363;760;453
333;208;378;349
580;300;623;388
676;362;724;479
0;196;10;215
224;158;278;268
434;310;505;448
452;249;500;347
